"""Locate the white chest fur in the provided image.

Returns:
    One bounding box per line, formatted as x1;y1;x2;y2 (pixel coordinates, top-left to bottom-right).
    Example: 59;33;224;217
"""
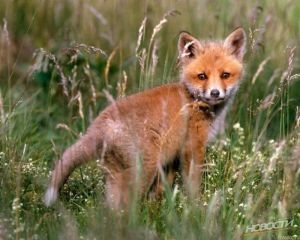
207;105;228;143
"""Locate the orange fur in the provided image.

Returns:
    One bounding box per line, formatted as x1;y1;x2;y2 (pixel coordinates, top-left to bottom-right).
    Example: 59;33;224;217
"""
44;27;246;210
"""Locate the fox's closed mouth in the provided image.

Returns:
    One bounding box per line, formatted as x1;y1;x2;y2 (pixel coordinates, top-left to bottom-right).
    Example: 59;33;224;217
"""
204;98;225;103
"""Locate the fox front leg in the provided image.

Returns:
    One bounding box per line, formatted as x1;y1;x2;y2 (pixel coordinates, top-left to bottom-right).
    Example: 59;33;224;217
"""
181;111;208;199
181;143;205;199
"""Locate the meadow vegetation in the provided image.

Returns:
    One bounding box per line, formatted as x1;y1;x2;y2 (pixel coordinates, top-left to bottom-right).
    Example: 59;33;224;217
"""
0;0;299;239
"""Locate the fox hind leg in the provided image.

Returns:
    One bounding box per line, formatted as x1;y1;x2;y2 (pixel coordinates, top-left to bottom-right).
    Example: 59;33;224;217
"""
150;157;180;199
105;155;160;210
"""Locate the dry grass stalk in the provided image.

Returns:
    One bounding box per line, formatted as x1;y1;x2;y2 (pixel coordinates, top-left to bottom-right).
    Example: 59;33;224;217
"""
2;19;11;56
248;6;263;27
0;91;4;123
67;91;84;119
286;46;296;83
2;19;9;44
279;46;296;87
71;64;77;86
151;40;159;76
149;10;179;47
251;57;270;84
289;73;300;82
248;28;262;52
117;71;128;98
0;19;14;74
138;48;147;74
248;5;271;53
149;19;167;48
103;89;115;105
68;48;80;64
104;47;118;88
264;140;285;181
267;69;281;87
253;15;271;51
56;123;78;137
39;49;69;97
135;17;147;56
90;78;97;107
281;47;300;87
83;63;97;106
277;46;296;95
73;43;107;57
77;91;84;119
258;92;275;110
86;4;108;26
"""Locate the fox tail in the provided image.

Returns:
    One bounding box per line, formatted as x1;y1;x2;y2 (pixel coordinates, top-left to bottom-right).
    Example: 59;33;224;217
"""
44;132;100;206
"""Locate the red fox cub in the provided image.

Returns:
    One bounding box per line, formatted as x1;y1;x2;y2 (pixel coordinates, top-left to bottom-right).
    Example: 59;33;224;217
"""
45;27;246;209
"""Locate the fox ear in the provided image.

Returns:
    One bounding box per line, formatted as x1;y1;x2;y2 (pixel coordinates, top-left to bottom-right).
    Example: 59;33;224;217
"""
224;27;246;61
178;31;202;63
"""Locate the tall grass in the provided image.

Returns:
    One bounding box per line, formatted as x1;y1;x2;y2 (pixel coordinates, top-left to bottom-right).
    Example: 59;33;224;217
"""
0;0;299;239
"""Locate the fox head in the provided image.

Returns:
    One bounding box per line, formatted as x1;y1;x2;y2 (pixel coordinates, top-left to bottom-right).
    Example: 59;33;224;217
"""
178;27;246;106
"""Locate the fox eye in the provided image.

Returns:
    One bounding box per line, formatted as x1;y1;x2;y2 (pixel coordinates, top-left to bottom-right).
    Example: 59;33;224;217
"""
221;72;230;79
198;73;207;80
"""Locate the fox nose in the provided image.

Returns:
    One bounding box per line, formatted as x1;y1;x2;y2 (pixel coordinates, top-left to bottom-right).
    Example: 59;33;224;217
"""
210;89;220;98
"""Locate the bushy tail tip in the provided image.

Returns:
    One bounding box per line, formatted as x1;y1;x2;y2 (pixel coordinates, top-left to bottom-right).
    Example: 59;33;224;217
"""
44;187;58;207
